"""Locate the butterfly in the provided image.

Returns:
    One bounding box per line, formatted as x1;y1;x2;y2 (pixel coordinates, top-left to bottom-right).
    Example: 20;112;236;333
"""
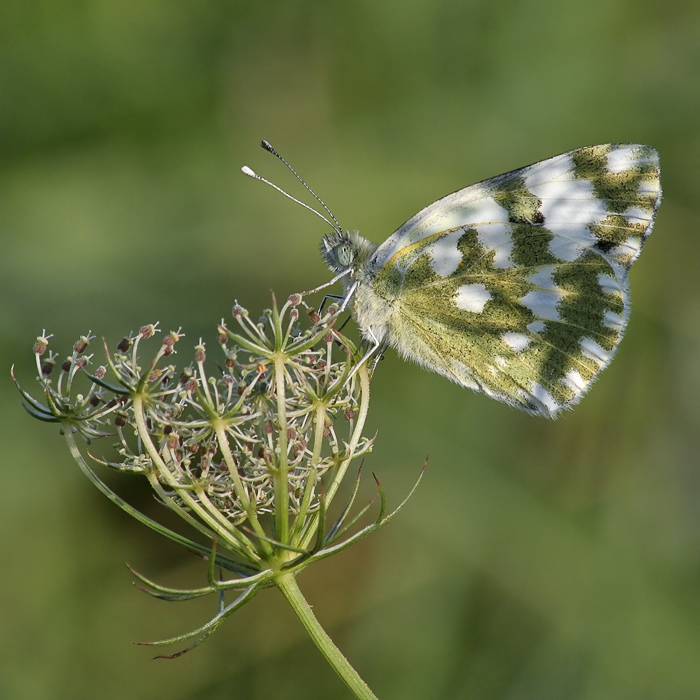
244;142;661;418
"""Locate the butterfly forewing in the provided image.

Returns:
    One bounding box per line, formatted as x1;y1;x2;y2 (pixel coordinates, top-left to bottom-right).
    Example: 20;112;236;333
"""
368;144;661;417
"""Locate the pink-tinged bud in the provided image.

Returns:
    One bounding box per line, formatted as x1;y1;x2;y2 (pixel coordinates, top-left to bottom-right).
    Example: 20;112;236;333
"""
288;293;302;306
290;308;299;322
232;304;245;319
167;433;179;450
327;304;339;316
287;427;297;441
344;408;356;421
117;337;131;352
308;310;320;323
61;358;72;372
74;336;90;354
33;335;50;356
323;332;333;344
94;366;106;379
195;343;206;363
139;324;157;339
264;421;274;435
162;331;180;350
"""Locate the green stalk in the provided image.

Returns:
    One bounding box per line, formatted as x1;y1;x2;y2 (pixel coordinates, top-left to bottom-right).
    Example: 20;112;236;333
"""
274;570;378;700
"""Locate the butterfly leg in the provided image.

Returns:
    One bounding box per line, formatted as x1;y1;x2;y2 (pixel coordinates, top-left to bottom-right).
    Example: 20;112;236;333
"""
318;293;344;315
301;268;351;299
340;329;382;389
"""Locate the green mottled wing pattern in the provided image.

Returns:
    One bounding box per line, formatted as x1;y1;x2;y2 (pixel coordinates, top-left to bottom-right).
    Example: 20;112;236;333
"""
368;144;661;417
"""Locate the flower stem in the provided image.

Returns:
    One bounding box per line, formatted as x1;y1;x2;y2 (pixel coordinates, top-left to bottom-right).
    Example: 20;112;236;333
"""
274;571;378;700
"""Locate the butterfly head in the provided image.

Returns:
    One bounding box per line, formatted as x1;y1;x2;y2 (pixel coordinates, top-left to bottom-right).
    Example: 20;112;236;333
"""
321;231;377;276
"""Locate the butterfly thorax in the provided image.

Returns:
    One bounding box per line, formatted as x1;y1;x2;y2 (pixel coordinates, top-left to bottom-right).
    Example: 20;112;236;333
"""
321;230;394;344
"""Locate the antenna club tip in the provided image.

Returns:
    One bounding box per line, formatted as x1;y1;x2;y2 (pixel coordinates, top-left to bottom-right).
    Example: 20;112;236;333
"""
241;165;257;178
261;140;275;153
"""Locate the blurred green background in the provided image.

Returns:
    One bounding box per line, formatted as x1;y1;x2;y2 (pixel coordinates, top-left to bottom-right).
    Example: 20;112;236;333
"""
2;1;699;698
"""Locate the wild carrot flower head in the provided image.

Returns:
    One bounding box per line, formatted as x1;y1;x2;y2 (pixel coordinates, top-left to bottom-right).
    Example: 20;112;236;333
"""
14;293;415;656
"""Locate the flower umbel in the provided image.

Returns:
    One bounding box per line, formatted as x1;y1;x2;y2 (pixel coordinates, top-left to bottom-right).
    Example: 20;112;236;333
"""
14;295;420;697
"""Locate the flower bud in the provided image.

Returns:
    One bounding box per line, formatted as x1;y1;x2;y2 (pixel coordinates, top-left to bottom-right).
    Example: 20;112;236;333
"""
33;333;51;356
140;324;157;339
74;335;91;354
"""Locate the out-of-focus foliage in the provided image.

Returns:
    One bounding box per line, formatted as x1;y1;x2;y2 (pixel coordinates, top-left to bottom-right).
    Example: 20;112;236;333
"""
2;1;699;699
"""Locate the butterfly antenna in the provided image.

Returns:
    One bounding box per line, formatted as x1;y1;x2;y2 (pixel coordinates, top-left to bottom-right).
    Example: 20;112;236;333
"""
259;140;343;233
241;165;341;233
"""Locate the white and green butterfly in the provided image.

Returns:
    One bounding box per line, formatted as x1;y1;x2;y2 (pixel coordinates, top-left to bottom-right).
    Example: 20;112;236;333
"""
244;142;661;418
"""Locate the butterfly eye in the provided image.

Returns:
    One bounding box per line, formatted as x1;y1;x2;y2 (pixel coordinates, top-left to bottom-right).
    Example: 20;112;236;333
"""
336;243;354;268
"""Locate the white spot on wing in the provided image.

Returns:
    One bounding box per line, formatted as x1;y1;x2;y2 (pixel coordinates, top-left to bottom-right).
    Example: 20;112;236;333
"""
530;383;559;413
427;230;465;276
476;223;513;268
622;206;652;224
520;290;562;322
603;310;624;330
455;283;491;313
528;266;559;290
638;179;661;196
546;225;597;262
428;192;507;232
451;361;480;391
526;170;608;226
563;370;586;393
606;147;634;174
616;236;643;260
581;337;609;365
502;332;530;353
598;273;621;294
